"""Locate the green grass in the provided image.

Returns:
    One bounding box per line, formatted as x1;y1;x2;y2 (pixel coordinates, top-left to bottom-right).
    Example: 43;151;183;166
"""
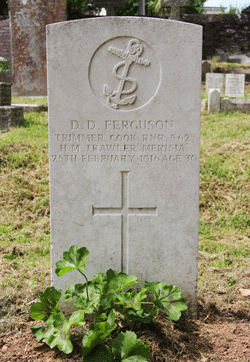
198;112;250;316
12;97;48;105
199;113;250;242
0;112;50;288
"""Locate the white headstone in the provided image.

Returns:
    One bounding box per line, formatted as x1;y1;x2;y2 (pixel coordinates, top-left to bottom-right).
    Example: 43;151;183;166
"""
208;88;220;113
47;17;202;315
206;73;225;95
225;74;245;98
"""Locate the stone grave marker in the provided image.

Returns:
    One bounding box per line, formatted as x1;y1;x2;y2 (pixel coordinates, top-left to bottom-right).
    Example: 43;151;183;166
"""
161;0;190;20
208;88;220;113
225;74;245;98
201;60;211;82
228;54;250;65
8;0;66;96
47;17;202;315
206;73;225;95
0;82;23;130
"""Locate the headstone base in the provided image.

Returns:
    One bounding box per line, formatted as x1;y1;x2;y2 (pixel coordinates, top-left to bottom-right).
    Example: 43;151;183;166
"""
0;105;24;130
221;98;250;113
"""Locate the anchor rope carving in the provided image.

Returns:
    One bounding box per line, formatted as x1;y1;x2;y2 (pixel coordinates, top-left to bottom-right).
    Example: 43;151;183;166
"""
103;38;151;110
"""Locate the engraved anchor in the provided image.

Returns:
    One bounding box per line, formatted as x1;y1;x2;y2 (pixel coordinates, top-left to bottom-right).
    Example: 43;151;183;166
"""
104;38;151;110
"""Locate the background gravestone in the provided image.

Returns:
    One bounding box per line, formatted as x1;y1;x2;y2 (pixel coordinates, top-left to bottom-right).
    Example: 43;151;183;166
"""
206;73;225;95
208;88;220;113
225;74;245;98
8;0;66;96
47;17;202;315
201;60;211;82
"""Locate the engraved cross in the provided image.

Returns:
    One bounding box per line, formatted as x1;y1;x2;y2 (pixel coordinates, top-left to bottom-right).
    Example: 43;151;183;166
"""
92;171;157;274
161;0;190;20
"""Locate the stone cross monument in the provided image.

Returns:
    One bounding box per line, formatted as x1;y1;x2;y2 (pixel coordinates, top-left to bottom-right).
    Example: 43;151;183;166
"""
161;0;190;20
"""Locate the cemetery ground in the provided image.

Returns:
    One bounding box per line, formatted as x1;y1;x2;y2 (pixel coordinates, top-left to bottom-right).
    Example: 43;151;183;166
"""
0;106;250;361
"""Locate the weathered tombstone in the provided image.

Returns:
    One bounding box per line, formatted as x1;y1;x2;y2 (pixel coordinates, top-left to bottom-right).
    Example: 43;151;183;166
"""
201;60;211;82
161;0;190;20
8;0;66;96
0;82;23;130
47;17;202;315
225;74;245;98
228;55;250;65
206;73;225;95
208;88;220;113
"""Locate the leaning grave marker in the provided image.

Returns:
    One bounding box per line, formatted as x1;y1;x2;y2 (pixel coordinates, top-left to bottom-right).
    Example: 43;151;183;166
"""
47;17;202;315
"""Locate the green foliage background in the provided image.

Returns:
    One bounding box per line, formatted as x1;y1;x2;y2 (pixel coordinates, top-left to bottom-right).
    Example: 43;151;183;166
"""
66;0;206;18
0;59;10;73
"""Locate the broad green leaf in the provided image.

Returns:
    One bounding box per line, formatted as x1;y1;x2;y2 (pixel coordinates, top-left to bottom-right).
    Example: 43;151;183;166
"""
69;310;86;326
127;309;155;324
123;356;149;362
31;311;85;354
64;283;85;301
97;312;108;321
55;244;89;276
112;331;150;361
82;319;116;357
145;282;187;321
106;308;116;325
30;324;46;342
30;287;62;321
105;269;138;294
71;282;103;313
65;278;105;312
101;270;138;309
73;296;95;314
41;312;73;354
92;272;106;287
86;282;105;307
114;289;147;310
82;345;114;362
101;293;116;310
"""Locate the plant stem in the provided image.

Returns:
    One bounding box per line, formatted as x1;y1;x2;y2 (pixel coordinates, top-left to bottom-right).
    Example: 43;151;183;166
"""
78;270;90;300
